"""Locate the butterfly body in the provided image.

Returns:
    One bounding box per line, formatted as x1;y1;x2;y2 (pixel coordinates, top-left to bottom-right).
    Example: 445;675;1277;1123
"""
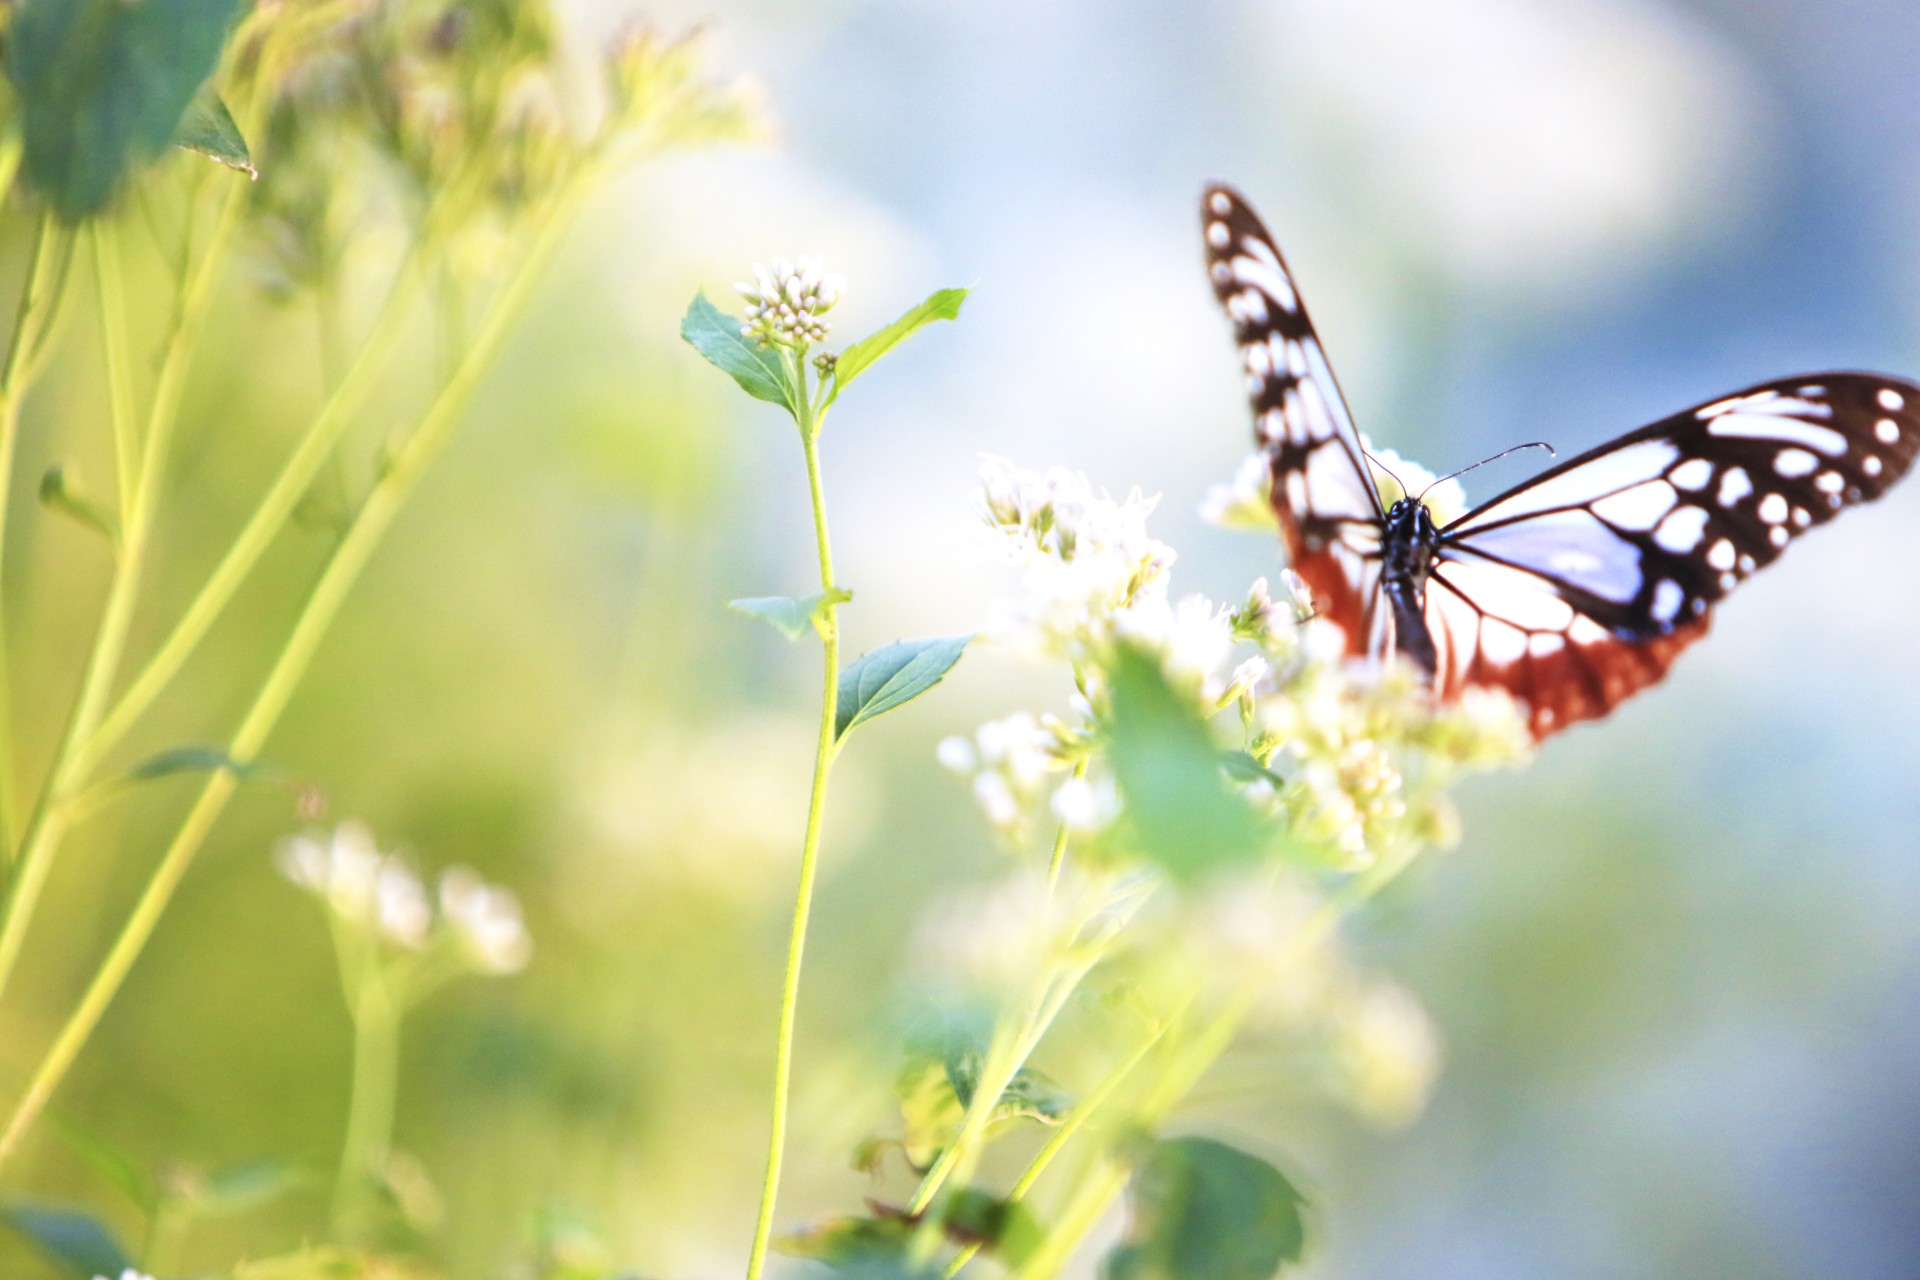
1379;497;1442;674
1204;182;1920;737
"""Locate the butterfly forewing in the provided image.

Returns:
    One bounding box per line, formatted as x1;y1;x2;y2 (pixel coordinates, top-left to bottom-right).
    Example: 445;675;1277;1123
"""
1430;374;1920;733
1202;184;1385;651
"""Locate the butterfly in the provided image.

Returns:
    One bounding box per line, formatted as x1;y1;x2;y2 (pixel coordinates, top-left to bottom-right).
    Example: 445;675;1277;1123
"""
1203;183;1920;737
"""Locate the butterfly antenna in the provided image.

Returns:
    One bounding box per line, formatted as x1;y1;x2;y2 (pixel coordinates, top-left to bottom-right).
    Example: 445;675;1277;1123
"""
1363;449;1410;497
1418;441;1556;502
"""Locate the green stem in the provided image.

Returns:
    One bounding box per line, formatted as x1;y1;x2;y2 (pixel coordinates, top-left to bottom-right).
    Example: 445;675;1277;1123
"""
72;247;428;778
743;363;844;1280
0;170;596;1177
1045;758;1088;890
943;1018;1170;1278
332;973;401;1238
95;224;140;516
0;212;67;856
0;217;179;1008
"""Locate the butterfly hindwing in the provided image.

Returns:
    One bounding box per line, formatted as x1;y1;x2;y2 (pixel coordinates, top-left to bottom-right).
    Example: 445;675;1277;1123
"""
1202;183;1385;651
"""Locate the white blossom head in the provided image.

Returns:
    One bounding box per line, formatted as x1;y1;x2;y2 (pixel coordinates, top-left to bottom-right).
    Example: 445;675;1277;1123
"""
974;457;1176;659
734;255;844;349
275;822;429;950
439;866;533;974
1200;451;1280;533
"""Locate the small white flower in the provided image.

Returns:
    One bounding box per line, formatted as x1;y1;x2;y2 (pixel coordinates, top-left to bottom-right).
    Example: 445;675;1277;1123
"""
1049;773;1119;833
734;255;844;348
935;736;977;772
97;1271;155;1280
1200;452;1280;532
375;862;431;950
438;867;533;974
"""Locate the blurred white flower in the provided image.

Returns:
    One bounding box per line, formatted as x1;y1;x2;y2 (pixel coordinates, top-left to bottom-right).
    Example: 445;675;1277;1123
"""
1114;593;1236;695
1199;452;1279;533
734;254;844;347
1050;772;1119;834
975;457;1176;658
1336;981;1443;1129
941;711;1074;838
96;1271;154;1280
276;822;427;950
439;867;533;974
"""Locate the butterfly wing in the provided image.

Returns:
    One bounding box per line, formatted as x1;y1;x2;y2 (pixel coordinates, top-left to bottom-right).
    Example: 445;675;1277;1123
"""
1203;184;1387;652
1430;374;1920;735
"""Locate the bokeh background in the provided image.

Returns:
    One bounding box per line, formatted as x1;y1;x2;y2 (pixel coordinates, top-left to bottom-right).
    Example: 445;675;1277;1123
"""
4;0;1919;1276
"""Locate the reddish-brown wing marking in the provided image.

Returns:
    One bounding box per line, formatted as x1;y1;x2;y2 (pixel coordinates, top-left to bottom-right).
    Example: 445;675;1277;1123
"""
1202;184;1386;653
1428;375;1920;735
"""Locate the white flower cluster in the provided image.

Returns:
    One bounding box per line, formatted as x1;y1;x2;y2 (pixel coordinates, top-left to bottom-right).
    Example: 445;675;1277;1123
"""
276;822;532;974
734;255;844;348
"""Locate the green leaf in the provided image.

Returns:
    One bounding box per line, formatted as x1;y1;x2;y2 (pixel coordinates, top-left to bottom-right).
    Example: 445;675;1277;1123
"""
180;1156;309;1219
173;83;254;177
727;588;851;641
777;1212;912;1265
942;1042;1070;1125
43;1112;156;1213
1103;1137;1308;1280
835;635;971;739
1;1202;136;1279
39;465;117;542
9;0;245;219
826;287;968;405
1219;750;1285;788
681;292;797;413
127;744;266;783
943;1187;1042;1265
1105;642;1266;881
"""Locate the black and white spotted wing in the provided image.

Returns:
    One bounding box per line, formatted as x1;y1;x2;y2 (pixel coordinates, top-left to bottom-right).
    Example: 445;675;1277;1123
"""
1203;183;1920;738
1427;376;1920;733
1202;184;1389;652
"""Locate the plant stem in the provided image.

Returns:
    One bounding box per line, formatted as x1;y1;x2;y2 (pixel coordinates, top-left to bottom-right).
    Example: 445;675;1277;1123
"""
72;247;429;778
332;974;401;1238
0;171;596;1176
1045;758;1088;889
744;362;844;1280
942;1018;1170;1278
0;211;67;856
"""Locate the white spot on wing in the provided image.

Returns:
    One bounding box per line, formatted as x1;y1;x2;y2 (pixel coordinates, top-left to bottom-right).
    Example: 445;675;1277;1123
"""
1592;480;1676;531
1206;222;1230;249
1569;615;1608;645
1457;440;1679;528
1652;580;1683;623
1864;455;1884;477
1230;256;1297;312
1452;512;1643;605
1757;493;1788;524
1707;413;1849;455
1774;448;1818;478
1879;387;1906;412
1815;470;1845;494
1436;559;1576;631
1876;418;1901;444
1706;539;1736;571
1529;632;1565;657
1480;619;1527;666
1768;525;1788;547
1208;192;1232;216
1654;505;1708;553
1716;467;1752;506
1669;458;1713;491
